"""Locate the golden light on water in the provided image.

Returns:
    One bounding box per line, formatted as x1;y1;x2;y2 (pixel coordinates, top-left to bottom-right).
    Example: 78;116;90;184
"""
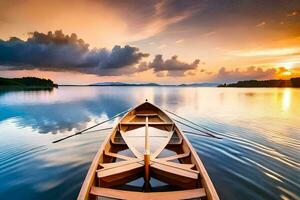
282;88;291;111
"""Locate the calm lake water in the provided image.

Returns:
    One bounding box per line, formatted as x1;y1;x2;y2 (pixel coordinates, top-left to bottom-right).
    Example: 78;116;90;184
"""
0;86;299;200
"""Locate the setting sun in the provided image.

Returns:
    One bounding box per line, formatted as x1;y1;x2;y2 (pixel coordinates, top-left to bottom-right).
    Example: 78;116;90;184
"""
282;70;292;76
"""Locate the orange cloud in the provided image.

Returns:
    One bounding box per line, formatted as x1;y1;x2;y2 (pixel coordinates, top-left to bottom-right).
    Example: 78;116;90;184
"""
230;48;300;57
287;11;298;17
213;66;277;82
256;21;266;27
175;39;184;44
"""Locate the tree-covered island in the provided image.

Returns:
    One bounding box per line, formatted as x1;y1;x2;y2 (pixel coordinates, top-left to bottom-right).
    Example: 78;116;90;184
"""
0;77;58;90
218;77;300;88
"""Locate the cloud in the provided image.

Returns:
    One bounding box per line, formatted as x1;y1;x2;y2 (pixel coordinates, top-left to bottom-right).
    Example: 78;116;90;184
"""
203;31;216;36
277;67;290;74
157;44;167;49
287;11;298;17
230;47;300;57
139;55;200;76
175;39;184;44
101;0;204;40
256;21;266;27
0;30;149;76
214;66;277;82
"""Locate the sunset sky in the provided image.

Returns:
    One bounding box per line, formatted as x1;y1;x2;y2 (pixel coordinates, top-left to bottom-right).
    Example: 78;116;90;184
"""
1;0;300;84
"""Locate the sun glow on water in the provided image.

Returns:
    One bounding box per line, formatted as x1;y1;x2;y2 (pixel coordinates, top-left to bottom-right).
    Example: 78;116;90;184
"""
282;88;291;111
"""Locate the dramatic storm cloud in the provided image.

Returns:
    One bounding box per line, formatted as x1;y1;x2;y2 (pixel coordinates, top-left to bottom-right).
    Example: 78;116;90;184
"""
139;55;200;76
0;30;149;76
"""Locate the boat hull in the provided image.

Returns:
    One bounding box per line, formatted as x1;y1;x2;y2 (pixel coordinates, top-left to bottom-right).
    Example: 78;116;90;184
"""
77;102;219;200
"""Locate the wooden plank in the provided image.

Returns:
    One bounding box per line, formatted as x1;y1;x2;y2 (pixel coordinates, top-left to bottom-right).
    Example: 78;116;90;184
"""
152;159;196;171
104;150;136;161
144;117;150;183
97;162;143;179
98;159;142;170
151;162;198;180
78;101;219;200
175;126;220;200
120;122;174;126
158;151;190;161
77;128;115;200
136;114;158;117
77;105;136;200
90;187;206;200
99;165;143;184
157;114;166;122
99;172;142;188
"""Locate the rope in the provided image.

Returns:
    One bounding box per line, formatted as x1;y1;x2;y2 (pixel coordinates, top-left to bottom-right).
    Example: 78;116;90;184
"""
52;108;131;143
52;105;222;143
164;109;217;135
182;130;220;138
173;118;222;139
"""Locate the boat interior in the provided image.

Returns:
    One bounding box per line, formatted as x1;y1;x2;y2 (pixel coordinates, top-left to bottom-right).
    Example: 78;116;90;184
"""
87;102;209;199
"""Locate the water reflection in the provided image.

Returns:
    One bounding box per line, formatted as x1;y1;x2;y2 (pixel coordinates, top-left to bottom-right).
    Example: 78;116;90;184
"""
0;87;299;200
282;88;291;111
0;87;133;133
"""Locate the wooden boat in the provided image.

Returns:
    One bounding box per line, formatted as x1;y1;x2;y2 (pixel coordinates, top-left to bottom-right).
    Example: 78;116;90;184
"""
78;101;219;200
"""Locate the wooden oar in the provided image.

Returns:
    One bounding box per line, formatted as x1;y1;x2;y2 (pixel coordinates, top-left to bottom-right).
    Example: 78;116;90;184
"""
52;108;131;143
80;127;113;134
144;116;150;191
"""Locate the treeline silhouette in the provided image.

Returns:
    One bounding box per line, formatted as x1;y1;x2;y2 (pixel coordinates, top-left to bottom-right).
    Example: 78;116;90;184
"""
0;77;58;88
218;77;300;88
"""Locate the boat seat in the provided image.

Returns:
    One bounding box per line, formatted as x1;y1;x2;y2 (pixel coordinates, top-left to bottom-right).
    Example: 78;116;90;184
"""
98;158;141;169
151;159;197;173
104;150;136;161
90;187;206;200
78;101;219;200
135;114;159;117
97;161;143;182
120;122;174;126
151;162;198;181
157;151;191;161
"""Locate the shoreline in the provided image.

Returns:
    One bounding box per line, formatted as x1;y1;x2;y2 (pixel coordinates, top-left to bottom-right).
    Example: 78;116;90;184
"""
0;86;57;91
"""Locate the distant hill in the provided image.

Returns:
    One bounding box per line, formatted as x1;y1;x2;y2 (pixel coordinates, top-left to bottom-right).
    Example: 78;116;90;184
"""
0;77;58;89
90;82;160;86
178;82;219;87
218;77;300;88
91;82;129;86
89;82;219;87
